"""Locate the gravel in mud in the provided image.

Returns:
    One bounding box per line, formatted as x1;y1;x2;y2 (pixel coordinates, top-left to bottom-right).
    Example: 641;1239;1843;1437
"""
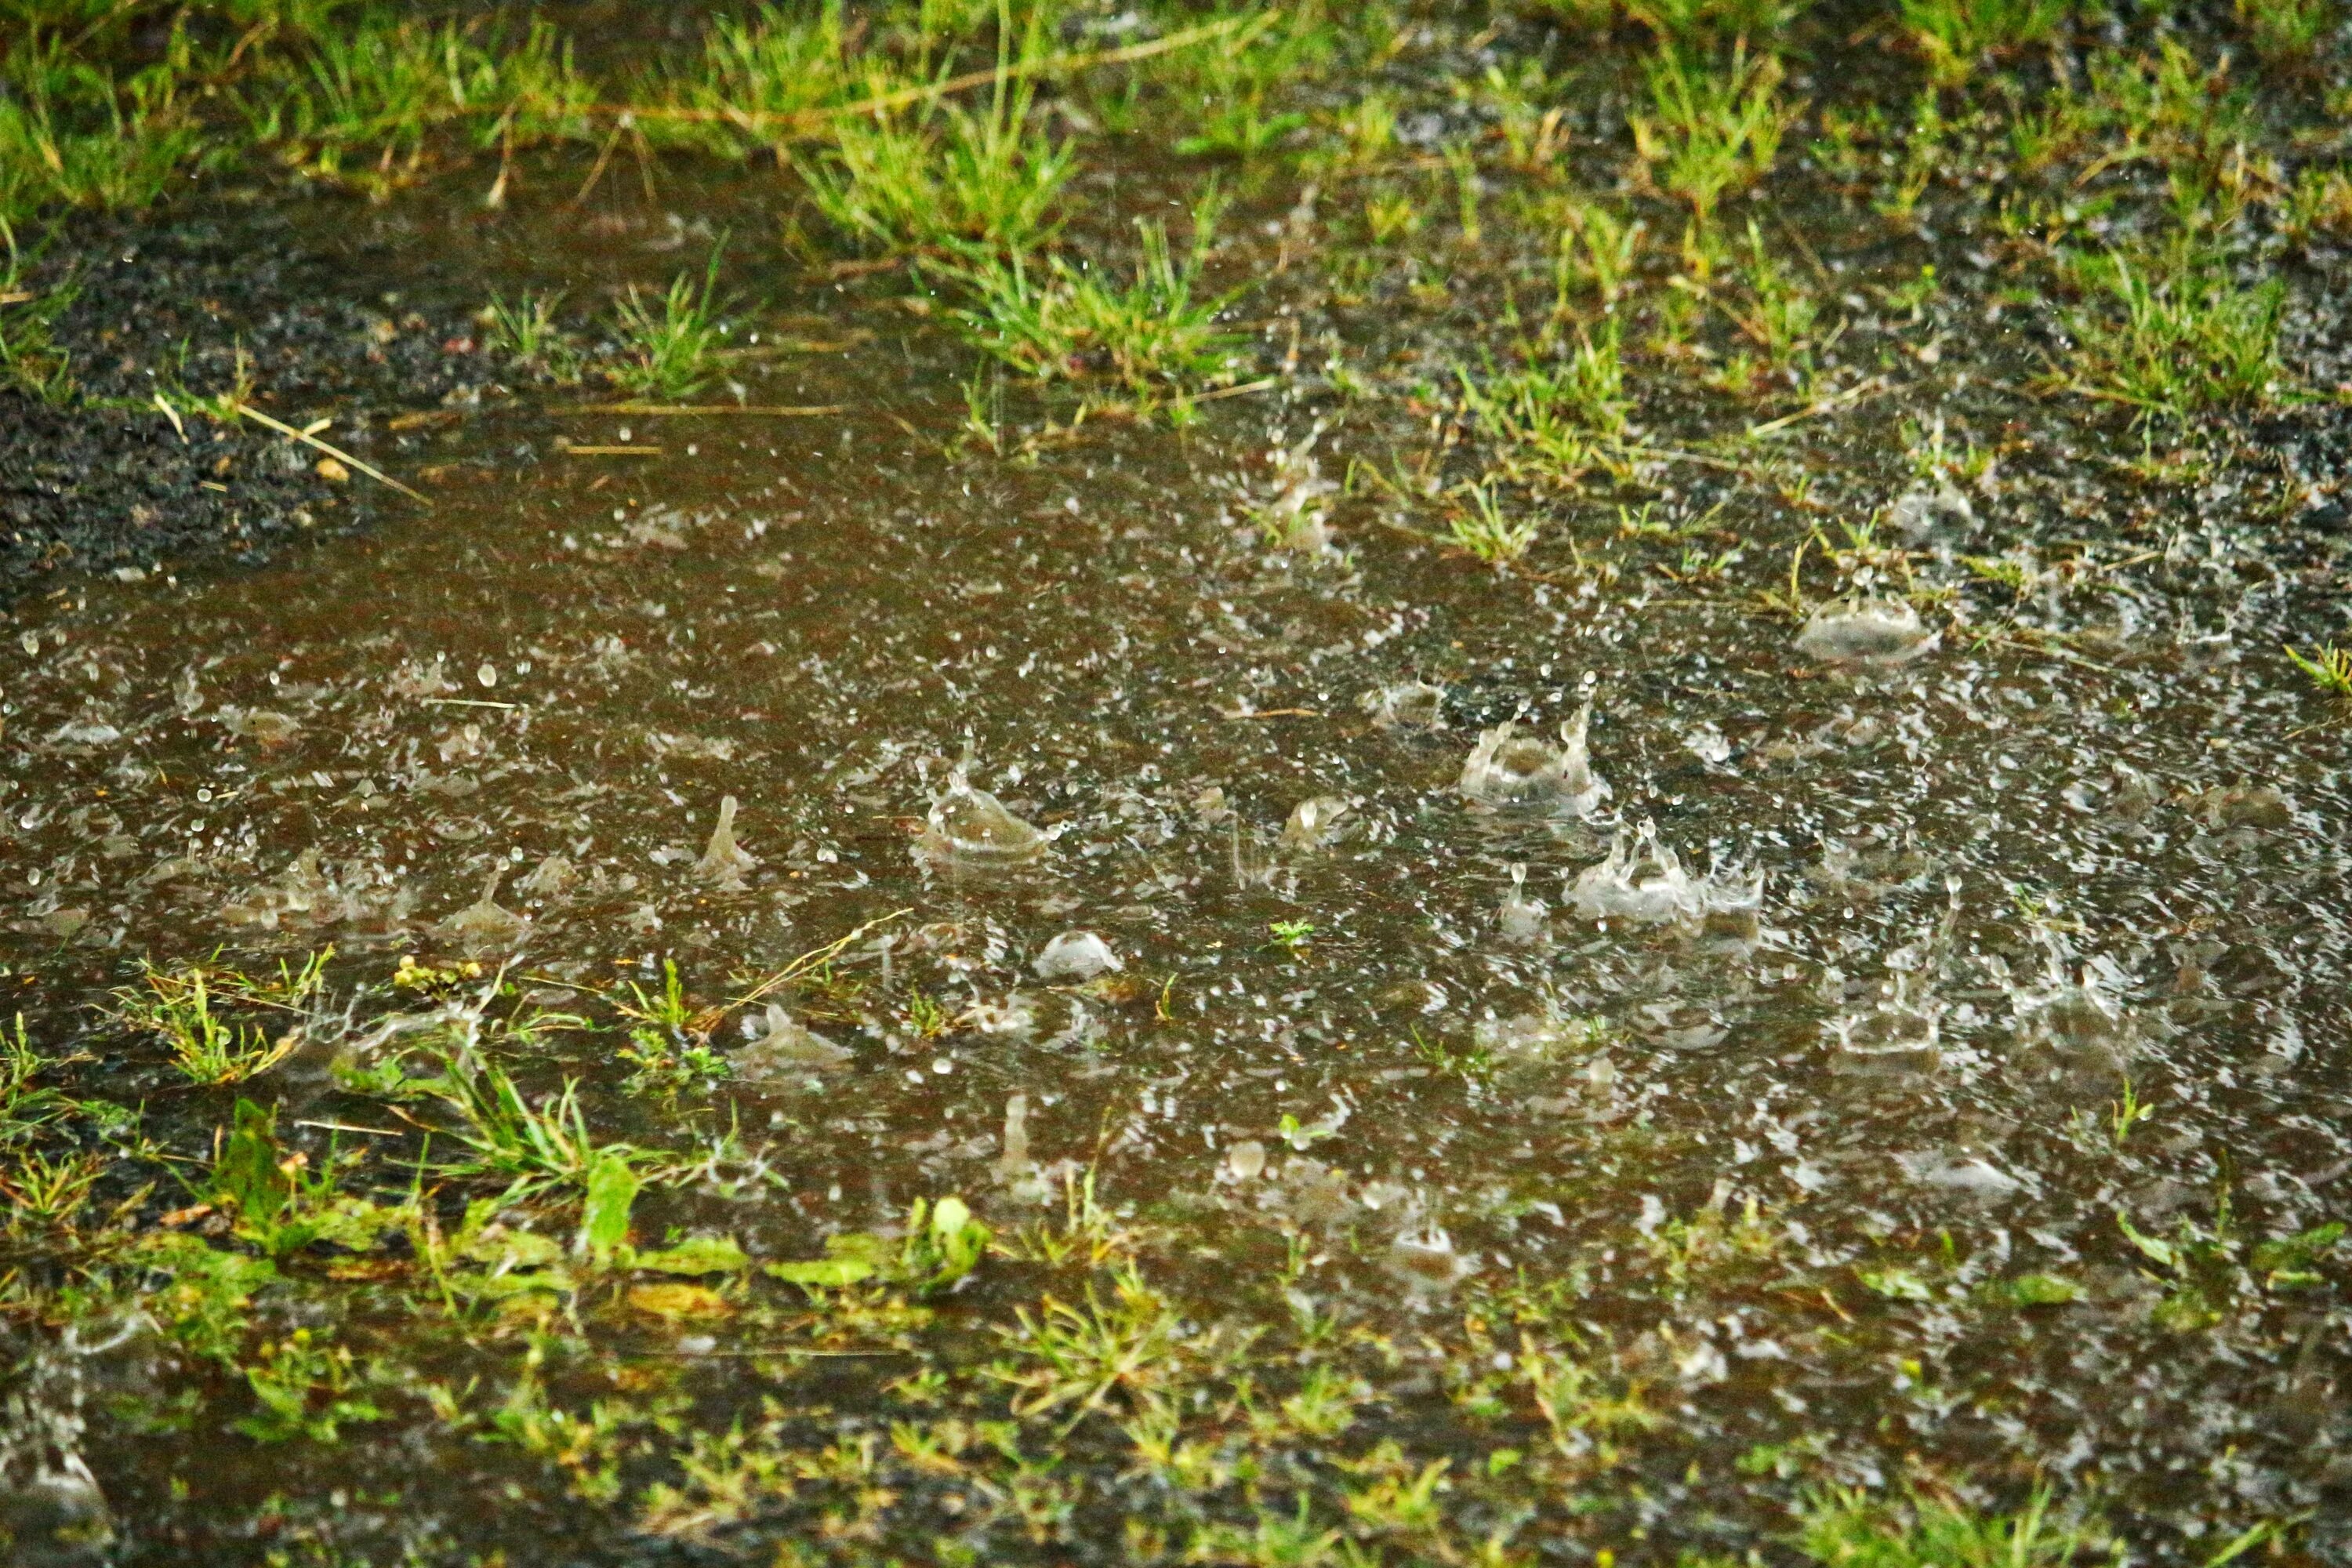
2;205;486;597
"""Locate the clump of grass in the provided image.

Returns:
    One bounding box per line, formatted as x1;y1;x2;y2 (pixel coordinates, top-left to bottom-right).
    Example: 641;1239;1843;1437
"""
112;950;329;1086
2057;238;2284;416
252;16;594;199
946;198;1246;402
1900;0;2070;87
0;44;205;223
1163;5;1332;160
2286;643;2352;700
1795;1483;2111;1566
1550;197;1644;307
649;0;856;160
428;1047;635;1200
2237;0;2334;62
1458;322;1630;481
2281;165;2352;247
1444;481;1542;564
1630;0;1810;46
796;11;1072;258
0;248;76;404
481;286;575;374
1632;42;1796;219
608;254;731;401
1723;219;1820;369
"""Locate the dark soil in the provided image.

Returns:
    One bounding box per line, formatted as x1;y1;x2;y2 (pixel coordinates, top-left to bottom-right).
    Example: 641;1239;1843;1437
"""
2;201;490;601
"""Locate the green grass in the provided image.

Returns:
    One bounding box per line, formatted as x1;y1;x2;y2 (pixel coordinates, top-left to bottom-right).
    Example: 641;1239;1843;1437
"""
1632;42;1795;219
1445;480;1542;564
1457;322;1630;480
2287;642;2352;700
1795;1483;2114;1566
2058;238;2284;416
608;255;731;401
795;9;1072;258
250;14;593;198
946;198;1246;402
1900;0;2070;87
2238;0;2334;61
111;952;329;1086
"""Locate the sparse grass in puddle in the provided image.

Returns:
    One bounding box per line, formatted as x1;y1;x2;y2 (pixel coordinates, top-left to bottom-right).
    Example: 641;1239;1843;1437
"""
2287;642;2352;702
111;950;328;1086
1548;195;1643;308
797;9;1071;259
0;252;75;403
1162;4;1331;160
481;285;574;374
1445;480;1542;564
608;253;731;400
1458;321;1629;481
1900;0;2070;87
2237;0;2335;62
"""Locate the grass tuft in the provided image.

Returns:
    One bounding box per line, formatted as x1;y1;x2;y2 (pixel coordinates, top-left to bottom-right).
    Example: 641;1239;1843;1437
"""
2058;238;2283;416
1632;42;1796;219
1795;1483;2111;1566
608;253;731;401
946;194;1245;402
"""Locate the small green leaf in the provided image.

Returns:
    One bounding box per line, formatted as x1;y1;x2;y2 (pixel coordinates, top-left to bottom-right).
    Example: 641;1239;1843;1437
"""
1857;1265;1934;1301
630;1236;750;1276
213;1098;291;1226
765;1256;877;1288
577;1152;641;1261
1982;1272;2083;1308
2116;1211;2176;1269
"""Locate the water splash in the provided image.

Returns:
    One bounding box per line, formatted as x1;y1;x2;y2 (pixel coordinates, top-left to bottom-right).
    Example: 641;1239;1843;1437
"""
733;1003;851;1080
1281;795;1353;849
434;867;527;953
1457;701;1607;816
1360;680;1446;731
1497;863;1548;944
919;757;1047;866
1568;823;1759;927
692;795;757;889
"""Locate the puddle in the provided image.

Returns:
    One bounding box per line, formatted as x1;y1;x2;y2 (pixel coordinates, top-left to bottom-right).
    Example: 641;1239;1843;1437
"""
3;20;2351;1568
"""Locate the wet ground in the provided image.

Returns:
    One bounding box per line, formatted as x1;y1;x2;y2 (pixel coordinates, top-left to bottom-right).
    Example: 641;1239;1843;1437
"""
7;11;2352;1565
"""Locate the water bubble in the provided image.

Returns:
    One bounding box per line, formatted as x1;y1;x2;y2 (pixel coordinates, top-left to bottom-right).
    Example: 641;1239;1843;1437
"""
1222;1139;1268;1182
1793;598;1937;666
1034;931;1122;982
